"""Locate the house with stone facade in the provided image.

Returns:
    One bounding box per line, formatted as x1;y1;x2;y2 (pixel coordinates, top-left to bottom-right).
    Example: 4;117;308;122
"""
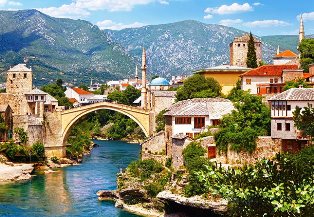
164;98;234;139
268;88;314;152
240;64;303;95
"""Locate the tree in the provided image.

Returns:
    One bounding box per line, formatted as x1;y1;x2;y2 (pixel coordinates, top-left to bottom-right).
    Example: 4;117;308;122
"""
108;86;140;106
176;74;221;101
215;91;271;153
79;84;89;91
284;78;309;90
246;32;258;68
14;127;28;144
41;81;72;107
299;38;314;72
293;105;314;143
155;109;167;132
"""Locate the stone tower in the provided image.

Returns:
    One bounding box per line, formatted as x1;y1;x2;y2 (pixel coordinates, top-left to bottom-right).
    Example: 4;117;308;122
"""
135;65;139;83
299;14;305;44
141;48;147;109
230;34;262;67
6;64;33;94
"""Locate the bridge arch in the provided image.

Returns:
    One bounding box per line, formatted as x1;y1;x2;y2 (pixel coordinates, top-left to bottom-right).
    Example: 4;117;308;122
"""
60;102;151;146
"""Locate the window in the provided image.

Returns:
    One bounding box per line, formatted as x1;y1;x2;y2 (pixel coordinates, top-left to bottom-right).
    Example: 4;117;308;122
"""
274;87;278;93
212;119;220;126
24;73;27;79
13;74;16;78
175;117;191;125
266;87;271;94
238;44;240;47
41;96;44;100
287;105;291;111
274;78;278;83
257;87;260;94
243;44;245;47
285;123;290;131
277;123;282;131
270;79;274;83
35;96;38;100
246;79;251;85
194;117;205;129
186;133;193;138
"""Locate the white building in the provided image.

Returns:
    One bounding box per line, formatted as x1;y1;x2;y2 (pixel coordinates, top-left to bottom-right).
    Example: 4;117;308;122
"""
268;88;314;152
164;98;234;138
64;87;105;106
273;50;299;65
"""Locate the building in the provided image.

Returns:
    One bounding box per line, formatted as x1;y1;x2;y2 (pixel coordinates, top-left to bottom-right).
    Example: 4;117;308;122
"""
164;98;234;138
241;65;300;95
195;65;250;94
273;50;299;65
268;88;314;152
64;87;105;106
149;77;171;91
230;34;262;67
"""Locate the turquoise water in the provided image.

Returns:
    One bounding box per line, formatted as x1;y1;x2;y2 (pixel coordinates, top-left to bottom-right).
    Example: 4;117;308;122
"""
0;140;141;217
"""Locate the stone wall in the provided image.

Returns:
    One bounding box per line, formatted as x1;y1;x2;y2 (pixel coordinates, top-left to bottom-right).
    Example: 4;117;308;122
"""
282;70;304;83
171;137;192;169
27;125;44;145
216;136;282;165
141;131;167;164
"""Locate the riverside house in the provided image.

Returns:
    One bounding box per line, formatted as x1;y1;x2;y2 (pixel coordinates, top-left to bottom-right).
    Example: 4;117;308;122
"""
268;88;314;153
164;98;234;139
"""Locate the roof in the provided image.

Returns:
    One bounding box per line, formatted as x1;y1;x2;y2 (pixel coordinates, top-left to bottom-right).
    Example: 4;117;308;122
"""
150;77;170;86
121;83;129;87
303;73;313;79
275;50;298;58
72;87;92;95
25;88;47;95
153;91;176;97
241;65;298;77
68;98;78;103
164;98;234;119
8;64;32;72
45;94;58;105
195;65;250;73
269;88;314;101
133;96;141;104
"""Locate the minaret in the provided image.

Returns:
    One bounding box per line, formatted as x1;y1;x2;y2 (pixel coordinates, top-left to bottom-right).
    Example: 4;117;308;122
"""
276;46;280;55
299;14;305;44
141;48;147;109
135;65;139;83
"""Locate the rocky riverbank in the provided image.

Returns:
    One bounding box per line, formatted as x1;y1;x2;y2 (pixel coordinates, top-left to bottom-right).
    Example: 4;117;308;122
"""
0;162;34;183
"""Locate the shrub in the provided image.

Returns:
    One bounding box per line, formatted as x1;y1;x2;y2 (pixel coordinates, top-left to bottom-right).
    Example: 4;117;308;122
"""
31;142;45;161
182;142;206;171
128;159;163;181
165;158;172;168
50;156;59;164
14;128;28;144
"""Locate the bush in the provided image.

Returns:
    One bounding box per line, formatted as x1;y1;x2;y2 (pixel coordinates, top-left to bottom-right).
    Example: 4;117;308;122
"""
14;128;28;144
50;156;59;164
31;142;45;161
165;158;172;168
182;142;206;171
128;159;163;181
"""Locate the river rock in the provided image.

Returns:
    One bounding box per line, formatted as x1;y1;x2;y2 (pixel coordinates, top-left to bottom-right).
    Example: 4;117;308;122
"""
97;190;119;200
59;158;74;165
157;191;228;214
0;163;34;182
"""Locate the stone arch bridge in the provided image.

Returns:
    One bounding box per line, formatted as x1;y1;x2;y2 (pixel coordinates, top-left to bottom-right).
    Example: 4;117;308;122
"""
44;102;153;158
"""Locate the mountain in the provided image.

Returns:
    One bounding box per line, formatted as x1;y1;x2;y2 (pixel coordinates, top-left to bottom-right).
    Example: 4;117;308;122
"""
105;20;277;77
262;34;314;54
0;9;135;85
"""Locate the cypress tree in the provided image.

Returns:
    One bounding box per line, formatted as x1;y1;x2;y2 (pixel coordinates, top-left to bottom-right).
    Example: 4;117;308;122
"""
246;32;258;68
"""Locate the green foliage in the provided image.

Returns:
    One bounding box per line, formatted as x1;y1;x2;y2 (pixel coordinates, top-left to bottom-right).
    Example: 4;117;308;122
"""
78;84;88;91
299;38;314;72
14;128;28;144
108;85;140;105
175;74;221;101
50;156;60;164
93;84;109;95
293;105;314;139
183;141;206;171
246;32;258;68
284;78;309;90
192;147;314;216
216;91;271;153
30;142;45;161
165;158;172;168
128;159;163;181
155;109;167;132
41;80;72;107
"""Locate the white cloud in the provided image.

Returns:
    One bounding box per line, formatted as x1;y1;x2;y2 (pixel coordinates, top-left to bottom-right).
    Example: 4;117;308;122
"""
203;14;213;19
0;0;7;6
38;3;90;19
298;12;314;21
8;1;22;6
253;2;262;6
204;3;252;15
159;0;169;5
219;19;243;26
243;20;290;28
96;19;145;30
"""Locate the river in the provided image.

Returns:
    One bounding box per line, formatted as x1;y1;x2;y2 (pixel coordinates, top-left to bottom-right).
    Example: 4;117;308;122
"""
0;140;141;217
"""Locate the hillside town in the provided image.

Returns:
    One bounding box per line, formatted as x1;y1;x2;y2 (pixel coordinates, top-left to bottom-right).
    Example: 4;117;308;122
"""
0;5;313;217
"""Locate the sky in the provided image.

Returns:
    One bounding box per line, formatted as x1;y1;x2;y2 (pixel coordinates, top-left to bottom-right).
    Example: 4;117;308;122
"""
0;0;314;36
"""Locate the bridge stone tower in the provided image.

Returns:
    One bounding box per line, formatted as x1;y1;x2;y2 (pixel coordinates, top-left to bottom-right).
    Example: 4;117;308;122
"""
141;48;148;109
6;64;33;95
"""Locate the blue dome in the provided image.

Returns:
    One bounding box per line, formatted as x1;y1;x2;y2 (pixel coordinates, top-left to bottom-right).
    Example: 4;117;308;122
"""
150;77;170;86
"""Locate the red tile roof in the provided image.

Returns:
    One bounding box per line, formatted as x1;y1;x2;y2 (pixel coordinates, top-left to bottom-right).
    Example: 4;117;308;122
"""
275;50;298;58
303;73;313;79
241;65;298;77
121;83;129;87
68;98;78;103
72;87;92;95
